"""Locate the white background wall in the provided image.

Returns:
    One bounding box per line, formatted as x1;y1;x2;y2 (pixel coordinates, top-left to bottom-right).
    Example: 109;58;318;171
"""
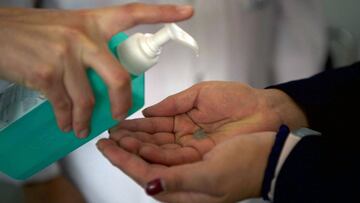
325;0;360;51
1;0;360;203
324;0;360;66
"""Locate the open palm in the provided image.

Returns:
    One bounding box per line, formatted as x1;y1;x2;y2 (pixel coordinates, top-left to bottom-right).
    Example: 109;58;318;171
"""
97;131;275;203
109;81;282;165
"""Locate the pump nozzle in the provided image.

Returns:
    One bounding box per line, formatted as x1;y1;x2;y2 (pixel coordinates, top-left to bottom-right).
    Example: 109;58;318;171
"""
117;23;199;76
149;23;199;56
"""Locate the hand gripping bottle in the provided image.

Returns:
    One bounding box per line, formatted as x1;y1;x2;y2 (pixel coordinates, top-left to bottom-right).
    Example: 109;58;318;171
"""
0;23;198;180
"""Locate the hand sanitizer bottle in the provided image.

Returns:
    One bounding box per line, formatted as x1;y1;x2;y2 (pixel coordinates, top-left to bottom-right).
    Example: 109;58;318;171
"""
0;23;198;180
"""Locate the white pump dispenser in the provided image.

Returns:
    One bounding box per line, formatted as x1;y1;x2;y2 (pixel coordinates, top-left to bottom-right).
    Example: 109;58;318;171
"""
117;23;199;76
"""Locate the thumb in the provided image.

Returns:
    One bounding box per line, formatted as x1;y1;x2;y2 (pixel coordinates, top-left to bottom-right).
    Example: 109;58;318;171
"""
89;3;194;39
142;85;199;117
145;163;214;196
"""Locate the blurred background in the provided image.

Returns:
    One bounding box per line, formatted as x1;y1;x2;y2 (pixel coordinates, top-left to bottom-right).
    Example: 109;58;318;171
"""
0;0;359;203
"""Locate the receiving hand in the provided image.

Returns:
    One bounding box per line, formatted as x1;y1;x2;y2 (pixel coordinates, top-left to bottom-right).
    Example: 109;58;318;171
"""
0;4;193;137
108;81;306;165
97;131;276;203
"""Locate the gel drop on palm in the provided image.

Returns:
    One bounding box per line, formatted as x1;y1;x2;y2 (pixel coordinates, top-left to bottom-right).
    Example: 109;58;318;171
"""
0;23;198;180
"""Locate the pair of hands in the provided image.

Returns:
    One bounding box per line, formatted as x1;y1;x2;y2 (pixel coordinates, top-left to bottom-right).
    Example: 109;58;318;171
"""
97;81;308;203
0;3;193;137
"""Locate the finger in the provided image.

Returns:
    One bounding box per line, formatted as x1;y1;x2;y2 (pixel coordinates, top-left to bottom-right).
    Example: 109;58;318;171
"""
138;144;201;165
117;138;177;157
111;117;175;134
145;161;215;195
97;138;161;186
109;129;134;141
112;130;175;145
153;191;220;203
110;130;175;154
92;3;194;39
84;46;131;120
116;136;142;154
45;82;72;132
33;63;73;132
64;66;94;138
131;132;175;145
97;139;217;197
143;85;199;117
110;129;175;153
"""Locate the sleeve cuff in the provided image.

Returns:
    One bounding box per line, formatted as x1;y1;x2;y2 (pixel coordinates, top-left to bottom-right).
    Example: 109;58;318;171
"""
267;133;301;201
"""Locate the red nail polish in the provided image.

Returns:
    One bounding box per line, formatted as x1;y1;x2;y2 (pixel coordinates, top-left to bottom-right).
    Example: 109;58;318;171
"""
146;178;164;196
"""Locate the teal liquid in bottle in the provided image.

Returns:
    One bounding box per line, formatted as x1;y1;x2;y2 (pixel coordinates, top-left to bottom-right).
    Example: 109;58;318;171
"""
0;32;144;180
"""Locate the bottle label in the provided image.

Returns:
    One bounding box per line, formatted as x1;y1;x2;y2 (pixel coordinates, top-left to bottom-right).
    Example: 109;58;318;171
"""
0;84;46;131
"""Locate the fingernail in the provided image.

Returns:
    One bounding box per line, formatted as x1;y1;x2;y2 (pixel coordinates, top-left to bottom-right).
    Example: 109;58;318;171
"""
78;128;89;138
108;126;118;134
146;178;164;196
96;141;103;150
142;109;149;116
63;125;72;133
176;5;192;14
115;114;127;121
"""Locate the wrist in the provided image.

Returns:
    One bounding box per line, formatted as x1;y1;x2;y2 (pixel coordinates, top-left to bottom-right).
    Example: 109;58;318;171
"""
261;88;308;130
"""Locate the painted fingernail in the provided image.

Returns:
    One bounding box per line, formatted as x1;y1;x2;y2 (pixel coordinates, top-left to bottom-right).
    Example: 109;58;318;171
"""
78;128;89;138
146;178;164;196
63;125;72;133
176;5;192;14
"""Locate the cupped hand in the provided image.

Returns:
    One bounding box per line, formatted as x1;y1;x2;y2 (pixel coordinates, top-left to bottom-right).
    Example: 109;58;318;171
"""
97;131;276;203
0;4;193;137
108;81;299;165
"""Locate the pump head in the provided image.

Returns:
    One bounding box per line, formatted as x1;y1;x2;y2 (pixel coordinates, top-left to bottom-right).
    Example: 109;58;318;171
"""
117;23;199;76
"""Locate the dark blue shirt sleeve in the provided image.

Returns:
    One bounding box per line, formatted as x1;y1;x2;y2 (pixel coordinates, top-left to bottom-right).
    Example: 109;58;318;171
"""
269;62;360;136
269;62;360;203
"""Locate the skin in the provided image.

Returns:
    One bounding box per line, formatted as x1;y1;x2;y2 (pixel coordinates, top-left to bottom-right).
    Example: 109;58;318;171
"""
106;81;308;165
0;3;193;138
97;81;308;203
98;131;276;203
23;175;86;203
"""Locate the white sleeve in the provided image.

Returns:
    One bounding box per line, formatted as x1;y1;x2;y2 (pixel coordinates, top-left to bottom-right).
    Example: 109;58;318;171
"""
268;133;301;201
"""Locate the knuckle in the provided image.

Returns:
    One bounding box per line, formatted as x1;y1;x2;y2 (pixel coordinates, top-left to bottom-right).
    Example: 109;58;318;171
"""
170;96;181;112
122;3;142;24
60;26;84;39
54;98;72;112
172;175;184;191
123;3;141;13
73;120;87;130
77;96;95;110
51;42;69;59
87;43;102;57
57;25;88;47
33;65;56;87
110;71;130;90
